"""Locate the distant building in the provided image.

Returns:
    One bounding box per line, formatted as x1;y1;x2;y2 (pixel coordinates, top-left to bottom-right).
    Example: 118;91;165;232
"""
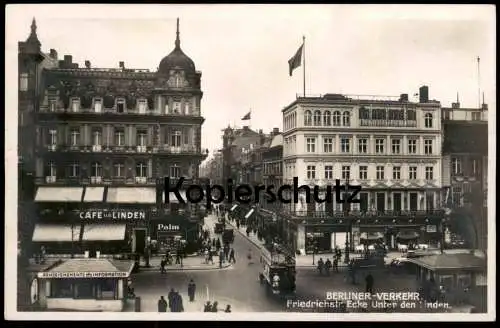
441;97;488;251
20;18;207;257
280;87;444;254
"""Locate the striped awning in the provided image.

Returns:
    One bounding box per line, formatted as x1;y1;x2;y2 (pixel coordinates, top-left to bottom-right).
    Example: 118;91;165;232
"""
360;232;384;240
163;191;187;203
230;205;238;212
35;187;83;202
32;224;81;242
244;208;255;219
82;224;127;241
397;231;420;240
107;187;156;204
84;187;105;202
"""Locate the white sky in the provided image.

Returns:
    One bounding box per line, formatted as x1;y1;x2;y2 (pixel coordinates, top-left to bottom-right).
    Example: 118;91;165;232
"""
6;4;496;159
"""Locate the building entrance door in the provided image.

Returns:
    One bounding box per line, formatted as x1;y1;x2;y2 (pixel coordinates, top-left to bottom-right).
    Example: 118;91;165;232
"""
133;229;146;254
409;193;418;211
376;193;385;211
393;193;402;211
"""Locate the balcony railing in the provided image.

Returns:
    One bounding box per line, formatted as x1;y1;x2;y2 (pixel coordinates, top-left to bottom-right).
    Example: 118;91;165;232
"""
38;106;203;117
359;119;417;128
50;145;203;155
280;209;444;218
35;176;159;186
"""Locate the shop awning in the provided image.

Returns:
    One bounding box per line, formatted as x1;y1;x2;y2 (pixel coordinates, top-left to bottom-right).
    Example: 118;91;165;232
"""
397;231;420;240
82;224;127;241
32;224;81;242
37;259;135;279
360;232;384;240
34;187;83;203
163;191;187;203
244;208;255;219
230;205;238;212
83;187;105;202
107;187;156;204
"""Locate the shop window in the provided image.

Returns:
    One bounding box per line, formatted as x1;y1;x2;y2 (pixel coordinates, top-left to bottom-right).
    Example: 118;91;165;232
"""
75;279;95;299
457;274;472;289
97;279;117;300
20;73;29;91
50;279;73;298
439;275;454;292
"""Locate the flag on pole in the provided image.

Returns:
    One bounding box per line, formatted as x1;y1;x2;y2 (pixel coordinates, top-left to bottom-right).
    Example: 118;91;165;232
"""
241;111;251;120
288;44;303;76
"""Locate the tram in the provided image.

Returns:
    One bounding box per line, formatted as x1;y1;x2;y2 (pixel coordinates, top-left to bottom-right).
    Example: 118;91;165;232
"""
259;243;296;297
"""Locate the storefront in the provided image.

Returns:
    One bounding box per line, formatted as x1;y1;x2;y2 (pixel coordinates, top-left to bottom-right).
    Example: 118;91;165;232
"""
304;225;347;254
34;258;135;312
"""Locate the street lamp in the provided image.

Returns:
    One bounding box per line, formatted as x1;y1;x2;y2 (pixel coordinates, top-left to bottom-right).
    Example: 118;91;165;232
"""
344;178;351;264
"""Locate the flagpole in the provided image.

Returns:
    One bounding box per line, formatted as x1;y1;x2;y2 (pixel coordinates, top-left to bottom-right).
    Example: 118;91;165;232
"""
303;36;306;97
249;109;252;129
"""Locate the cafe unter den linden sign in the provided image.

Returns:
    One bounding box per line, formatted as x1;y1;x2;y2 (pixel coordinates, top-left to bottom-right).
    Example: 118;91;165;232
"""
79;210;147;220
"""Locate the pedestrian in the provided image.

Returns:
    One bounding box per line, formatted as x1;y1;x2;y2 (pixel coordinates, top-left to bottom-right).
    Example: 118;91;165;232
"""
212;238;216;248
348;260;356;285
317;258;324;275
167;288;175;311
229;248;236;264
211;301;219;312
187;279;196;302
157;296;167;312
333;257;339;273
216;238;221;252
160;257;166;274
236;220;240;230
171;291;184;312
40;246;46;264
365;272;374;294
219;249;224;268
246;226;251;237
175;251;181;265
204;248;209;264
325;259;332;276
224;244;230;260
224;305;231;313
204;301;212;312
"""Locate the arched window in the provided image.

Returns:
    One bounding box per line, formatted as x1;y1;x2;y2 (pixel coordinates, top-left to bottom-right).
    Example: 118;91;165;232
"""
91;162;102;177
170;130;182;147
304;110;312;126
332;111;341;126
313;110;322;126
372;108;386;120
425;113;433;128
136;162;147;177
323;110;331;126
359;106;370;119
174;73;183;88
342;111;351;126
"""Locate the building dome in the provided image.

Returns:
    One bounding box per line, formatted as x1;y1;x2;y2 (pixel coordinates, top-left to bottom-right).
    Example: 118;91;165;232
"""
158;18;196;75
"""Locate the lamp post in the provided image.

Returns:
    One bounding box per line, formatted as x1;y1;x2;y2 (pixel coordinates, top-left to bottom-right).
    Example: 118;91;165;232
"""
344;178;351;264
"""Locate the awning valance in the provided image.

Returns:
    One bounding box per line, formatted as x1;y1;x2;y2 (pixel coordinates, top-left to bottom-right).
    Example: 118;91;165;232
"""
163;191;187;203
84;187;105;202
360;232;384;240
107;187;156;204
82;224;127;241
35;187;83;203
244;208;255;219
397;231;420;240
32;224;81;242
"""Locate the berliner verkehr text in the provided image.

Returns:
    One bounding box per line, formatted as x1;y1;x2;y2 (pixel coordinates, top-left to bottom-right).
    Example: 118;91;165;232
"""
163;177;361;207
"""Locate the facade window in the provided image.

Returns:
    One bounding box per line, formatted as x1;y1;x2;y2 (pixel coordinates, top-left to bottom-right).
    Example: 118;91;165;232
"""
341;166;350;180
472;159;478;175
425;166;434;181
171;130;182;147
376;166;385;180
313;111;322;126
342;111;350;126
424;139;433;155
138;99;147;113
452;186;463;206
185;101;191;115
20;73;28;91
358;139;367;154
393;166;401;180
48;161;56;177
172;102;181;114
49;100;57;112
359;166;368;180
323;137;333;153
174;74;183;88
94;98;102;113
304;110;312;126
408;139;417;154
340;138;350;153
409;166;417;180
324;165;333;180
70;129;80;146
114;129;125;147
332;111;341;126
92;129;102;146
306;165;316;179
424;113;433;128
375;139;385;154
114;162;124;177
136;162;147;178
137;130;147;147
71;98;80;112
170;165;181;178
472;112;481;121
452;157;462;175
69;163;79;178
391;139;401;154
49;129;57;145
306;137;316;153
91;162;102;177
323;111;331;126
116;99;125;113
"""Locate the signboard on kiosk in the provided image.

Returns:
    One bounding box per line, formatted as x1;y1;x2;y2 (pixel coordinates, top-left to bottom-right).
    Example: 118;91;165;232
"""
38;271;129;279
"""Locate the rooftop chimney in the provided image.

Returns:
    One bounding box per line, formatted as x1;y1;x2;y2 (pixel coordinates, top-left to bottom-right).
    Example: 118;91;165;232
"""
258;129;263;134
272;127;280;135
419;86;429;103
64;55;72;63
84;60;91;68
482;103;488;110
399;94;409;102
49;49;58;60
242;126;249;130
451;102;460;109
119;61;125;69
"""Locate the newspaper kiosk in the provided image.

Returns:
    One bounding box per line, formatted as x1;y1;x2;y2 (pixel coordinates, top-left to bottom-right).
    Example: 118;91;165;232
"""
35;258;135;312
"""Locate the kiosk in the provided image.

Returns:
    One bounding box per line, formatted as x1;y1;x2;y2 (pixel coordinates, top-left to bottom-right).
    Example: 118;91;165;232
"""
35;258;135;312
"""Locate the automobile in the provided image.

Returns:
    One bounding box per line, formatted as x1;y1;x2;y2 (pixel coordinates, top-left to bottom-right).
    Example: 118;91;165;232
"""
389;258;408;268
354;245;365;253
214;222;224;234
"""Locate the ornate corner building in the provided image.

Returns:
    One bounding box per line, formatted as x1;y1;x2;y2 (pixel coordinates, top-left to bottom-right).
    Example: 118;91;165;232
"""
18;18;207;257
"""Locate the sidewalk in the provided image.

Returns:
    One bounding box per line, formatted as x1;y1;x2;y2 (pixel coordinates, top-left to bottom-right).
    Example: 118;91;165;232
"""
139;256;231;272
